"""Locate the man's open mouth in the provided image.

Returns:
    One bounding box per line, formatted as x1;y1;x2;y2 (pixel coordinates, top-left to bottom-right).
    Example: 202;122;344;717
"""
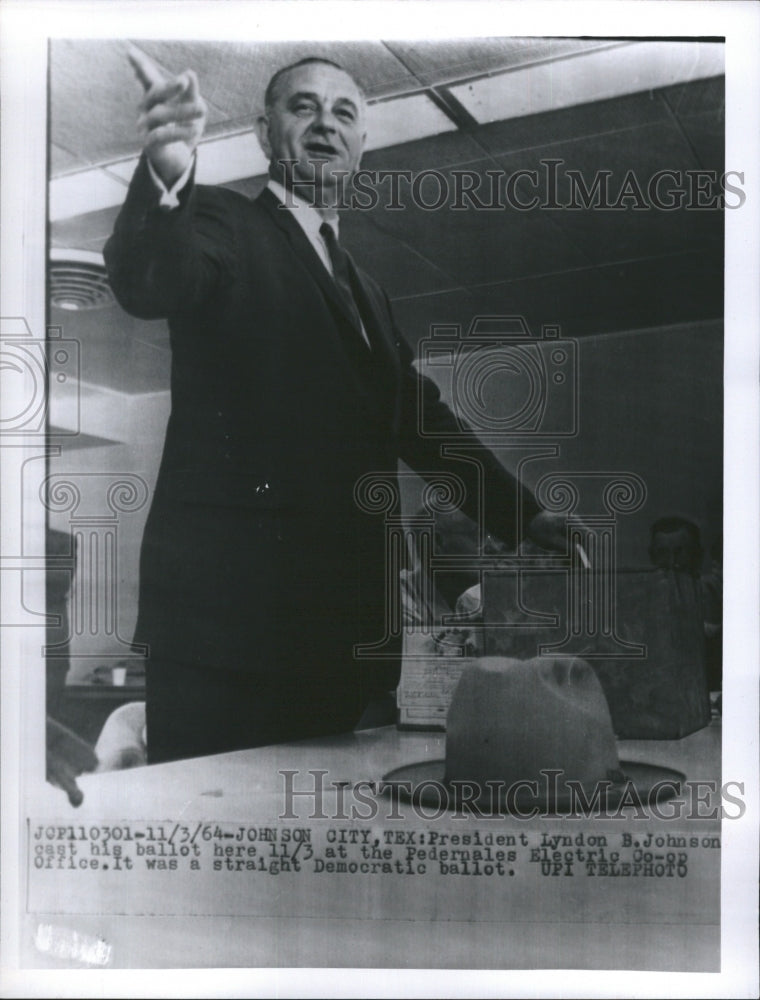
304;142;339;156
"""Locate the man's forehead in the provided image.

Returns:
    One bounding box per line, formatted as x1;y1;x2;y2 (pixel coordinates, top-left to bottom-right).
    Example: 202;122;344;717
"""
276;63;363;104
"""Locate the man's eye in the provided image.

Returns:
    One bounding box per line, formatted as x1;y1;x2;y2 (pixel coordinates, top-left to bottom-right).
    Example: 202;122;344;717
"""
336;109;355;122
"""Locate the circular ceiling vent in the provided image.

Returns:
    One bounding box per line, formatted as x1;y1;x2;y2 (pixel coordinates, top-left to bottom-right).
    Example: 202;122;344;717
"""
49;249;115;311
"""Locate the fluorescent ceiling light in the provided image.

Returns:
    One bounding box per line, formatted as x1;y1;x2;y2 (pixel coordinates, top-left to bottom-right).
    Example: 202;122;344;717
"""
61;132;270;203
49;169;129;222
450;41;725;124
103;158;141;183
195;132;270;185
364;93;457;151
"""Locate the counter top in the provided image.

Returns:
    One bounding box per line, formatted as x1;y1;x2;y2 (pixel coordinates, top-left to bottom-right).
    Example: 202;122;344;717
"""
24;722;723;970
33;718;722;814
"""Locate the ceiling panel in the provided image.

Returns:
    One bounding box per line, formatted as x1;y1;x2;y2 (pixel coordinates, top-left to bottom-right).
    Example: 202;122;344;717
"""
50;205;121;252
391;248;722;347
49;40;229;169
370;198;588;286
589;250;723;332
350;158;591;286
341;212;458;299
660;74;725;117
389;285;490;347
492;121;722;265
450;41;723;123
364;94;457;151
48;168;129;223
133;39;418;117
219;174;269;202
677;110;725;173
382;37;616;87
50;143;89;177
123;39;264;123
474;88;673;157
48;428;121;450
50;303;170;394
361;129;491;174
389;267;615;349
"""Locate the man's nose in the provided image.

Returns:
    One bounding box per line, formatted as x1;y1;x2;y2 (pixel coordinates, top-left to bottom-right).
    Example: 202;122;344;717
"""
312;107;338;133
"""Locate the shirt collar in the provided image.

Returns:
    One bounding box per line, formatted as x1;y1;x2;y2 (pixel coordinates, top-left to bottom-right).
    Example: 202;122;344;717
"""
266;178;339;242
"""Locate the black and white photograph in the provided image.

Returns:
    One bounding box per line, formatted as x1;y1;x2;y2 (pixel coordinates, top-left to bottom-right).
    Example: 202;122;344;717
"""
1;1;758;996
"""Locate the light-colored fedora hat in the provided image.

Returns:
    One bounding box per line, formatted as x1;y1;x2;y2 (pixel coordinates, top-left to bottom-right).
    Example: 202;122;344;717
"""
383;657;684;814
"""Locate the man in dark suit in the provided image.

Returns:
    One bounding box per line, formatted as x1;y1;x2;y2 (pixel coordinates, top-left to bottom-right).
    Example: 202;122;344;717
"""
105;50;567;763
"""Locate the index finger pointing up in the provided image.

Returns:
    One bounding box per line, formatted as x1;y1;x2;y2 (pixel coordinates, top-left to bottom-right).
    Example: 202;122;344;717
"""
183;69;200;102
126;43;166;91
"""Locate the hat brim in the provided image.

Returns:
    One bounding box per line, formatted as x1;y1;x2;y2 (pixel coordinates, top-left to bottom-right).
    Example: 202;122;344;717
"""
380;759;685;816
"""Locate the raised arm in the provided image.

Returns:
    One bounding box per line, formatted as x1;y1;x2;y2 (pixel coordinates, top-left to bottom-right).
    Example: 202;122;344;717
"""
129;43;206;188
103;47;237;318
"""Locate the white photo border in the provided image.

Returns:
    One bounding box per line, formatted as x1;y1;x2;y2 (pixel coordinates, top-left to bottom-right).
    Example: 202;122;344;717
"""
1;1;758;997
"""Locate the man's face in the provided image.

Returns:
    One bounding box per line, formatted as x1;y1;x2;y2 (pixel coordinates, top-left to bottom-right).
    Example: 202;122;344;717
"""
649;528;702;574
257;63;366;198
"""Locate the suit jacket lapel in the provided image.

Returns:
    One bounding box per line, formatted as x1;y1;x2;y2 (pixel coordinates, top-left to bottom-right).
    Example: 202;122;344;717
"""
255;188;402;424
256;188;363;337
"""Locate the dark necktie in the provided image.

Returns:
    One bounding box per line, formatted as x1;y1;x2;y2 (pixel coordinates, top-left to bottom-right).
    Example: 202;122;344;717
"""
319;222;371;349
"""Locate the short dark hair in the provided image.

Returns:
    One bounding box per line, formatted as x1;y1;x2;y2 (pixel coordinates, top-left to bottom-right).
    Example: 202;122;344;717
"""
264;57;359;110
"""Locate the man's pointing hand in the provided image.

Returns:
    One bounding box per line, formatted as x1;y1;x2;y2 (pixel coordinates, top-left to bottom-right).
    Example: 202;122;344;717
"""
127;43;207;187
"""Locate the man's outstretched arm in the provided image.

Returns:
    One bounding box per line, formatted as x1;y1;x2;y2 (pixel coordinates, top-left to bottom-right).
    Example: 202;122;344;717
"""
393;319;574;555
104;47;236;318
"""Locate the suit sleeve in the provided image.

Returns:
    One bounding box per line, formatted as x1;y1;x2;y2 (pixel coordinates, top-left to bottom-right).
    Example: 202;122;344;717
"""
391;308;541;552
103;155;238;319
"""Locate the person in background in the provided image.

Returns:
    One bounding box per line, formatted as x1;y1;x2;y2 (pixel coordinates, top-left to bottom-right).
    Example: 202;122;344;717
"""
648;515;722;690
648;516;704;575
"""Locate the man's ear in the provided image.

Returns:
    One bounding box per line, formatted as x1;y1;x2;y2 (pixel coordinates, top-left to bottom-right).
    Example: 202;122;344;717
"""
255;114;272;157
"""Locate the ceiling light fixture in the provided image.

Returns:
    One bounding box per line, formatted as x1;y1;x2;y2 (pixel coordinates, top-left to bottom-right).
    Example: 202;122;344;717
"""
49;249;115;311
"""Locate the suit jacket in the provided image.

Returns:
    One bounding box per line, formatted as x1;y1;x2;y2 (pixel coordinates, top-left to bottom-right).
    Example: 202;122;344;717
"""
104;157;540;728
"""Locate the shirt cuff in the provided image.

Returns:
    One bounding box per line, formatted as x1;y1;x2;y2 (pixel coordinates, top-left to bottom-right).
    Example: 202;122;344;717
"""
146;156;195;210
